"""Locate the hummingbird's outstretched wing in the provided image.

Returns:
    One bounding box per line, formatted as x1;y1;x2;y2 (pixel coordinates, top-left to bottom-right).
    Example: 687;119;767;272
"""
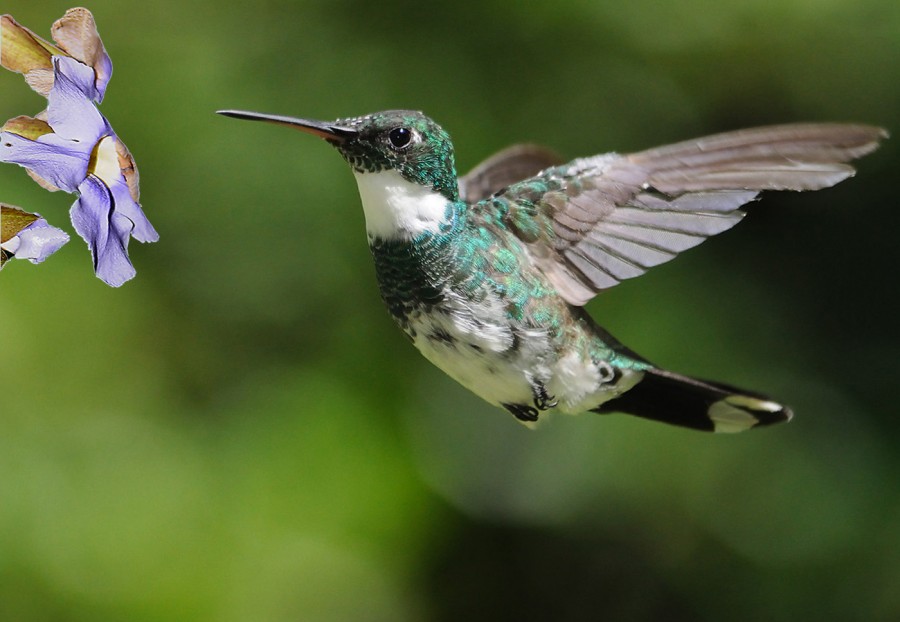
482;123;886;306
459;144;562;203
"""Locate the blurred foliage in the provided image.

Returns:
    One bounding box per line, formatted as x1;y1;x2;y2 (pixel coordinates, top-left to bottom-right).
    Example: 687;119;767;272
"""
1;0;898;620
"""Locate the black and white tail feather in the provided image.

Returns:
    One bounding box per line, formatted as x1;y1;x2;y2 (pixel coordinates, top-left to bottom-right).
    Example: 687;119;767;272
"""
593;369;791;433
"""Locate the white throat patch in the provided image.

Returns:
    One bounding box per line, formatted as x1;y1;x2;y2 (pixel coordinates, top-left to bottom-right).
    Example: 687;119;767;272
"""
353;170;451;239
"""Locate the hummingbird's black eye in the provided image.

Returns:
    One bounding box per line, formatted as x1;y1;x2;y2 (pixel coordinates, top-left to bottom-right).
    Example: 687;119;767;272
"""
387;127;413;150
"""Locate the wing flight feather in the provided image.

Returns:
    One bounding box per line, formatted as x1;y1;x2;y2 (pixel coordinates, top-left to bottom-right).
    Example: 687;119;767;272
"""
481;123;886;305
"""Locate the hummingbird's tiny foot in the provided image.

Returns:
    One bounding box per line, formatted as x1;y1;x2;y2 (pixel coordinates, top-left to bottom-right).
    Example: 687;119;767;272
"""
532;382;558;410
502;403;540;423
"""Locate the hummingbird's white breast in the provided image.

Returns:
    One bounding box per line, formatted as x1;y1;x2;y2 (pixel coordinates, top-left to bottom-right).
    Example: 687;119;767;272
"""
353;170;451;240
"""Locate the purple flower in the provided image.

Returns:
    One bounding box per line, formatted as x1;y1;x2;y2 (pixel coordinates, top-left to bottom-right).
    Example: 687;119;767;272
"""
1;204;69;268
1;55;158;286
1;9;157;286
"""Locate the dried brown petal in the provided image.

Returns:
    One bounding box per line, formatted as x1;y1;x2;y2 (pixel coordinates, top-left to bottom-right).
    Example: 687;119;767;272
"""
115;137;141;202
2;115;53;139
26;169;62;192
1;203;39;244
50;8;105;68
1;15;63;96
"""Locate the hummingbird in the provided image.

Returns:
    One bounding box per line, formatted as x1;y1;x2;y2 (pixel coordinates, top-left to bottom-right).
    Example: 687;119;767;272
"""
218;108;885;433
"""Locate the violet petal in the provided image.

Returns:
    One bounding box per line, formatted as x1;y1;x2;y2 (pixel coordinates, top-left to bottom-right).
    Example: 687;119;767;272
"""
11;217;70;263
93;52;113;102
108;172;159;243
0;130;88;192
70;175;135;286
47;56;109;143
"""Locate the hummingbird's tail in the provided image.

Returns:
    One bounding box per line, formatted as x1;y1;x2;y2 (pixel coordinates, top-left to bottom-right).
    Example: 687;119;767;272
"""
592;368;792;433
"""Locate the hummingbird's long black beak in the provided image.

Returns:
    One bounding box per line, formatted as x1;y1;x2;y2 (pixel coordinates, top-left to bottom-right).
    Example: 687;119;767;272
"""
216;110;357;142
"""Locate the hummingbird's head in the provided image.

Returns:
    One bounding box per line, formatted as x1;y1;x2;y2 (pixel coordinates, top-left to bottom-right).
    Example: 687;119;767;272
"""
218;109;459;202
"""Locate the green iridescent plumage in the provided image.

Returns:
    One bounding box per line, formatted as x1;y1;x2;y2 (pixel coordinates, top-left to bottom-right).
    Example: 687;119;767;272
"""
334;111;460;201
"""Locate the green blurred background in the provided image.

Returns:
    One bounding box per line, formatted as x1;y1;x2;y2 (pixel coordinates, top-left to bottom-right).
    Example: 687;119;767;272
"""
1;1;898;620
